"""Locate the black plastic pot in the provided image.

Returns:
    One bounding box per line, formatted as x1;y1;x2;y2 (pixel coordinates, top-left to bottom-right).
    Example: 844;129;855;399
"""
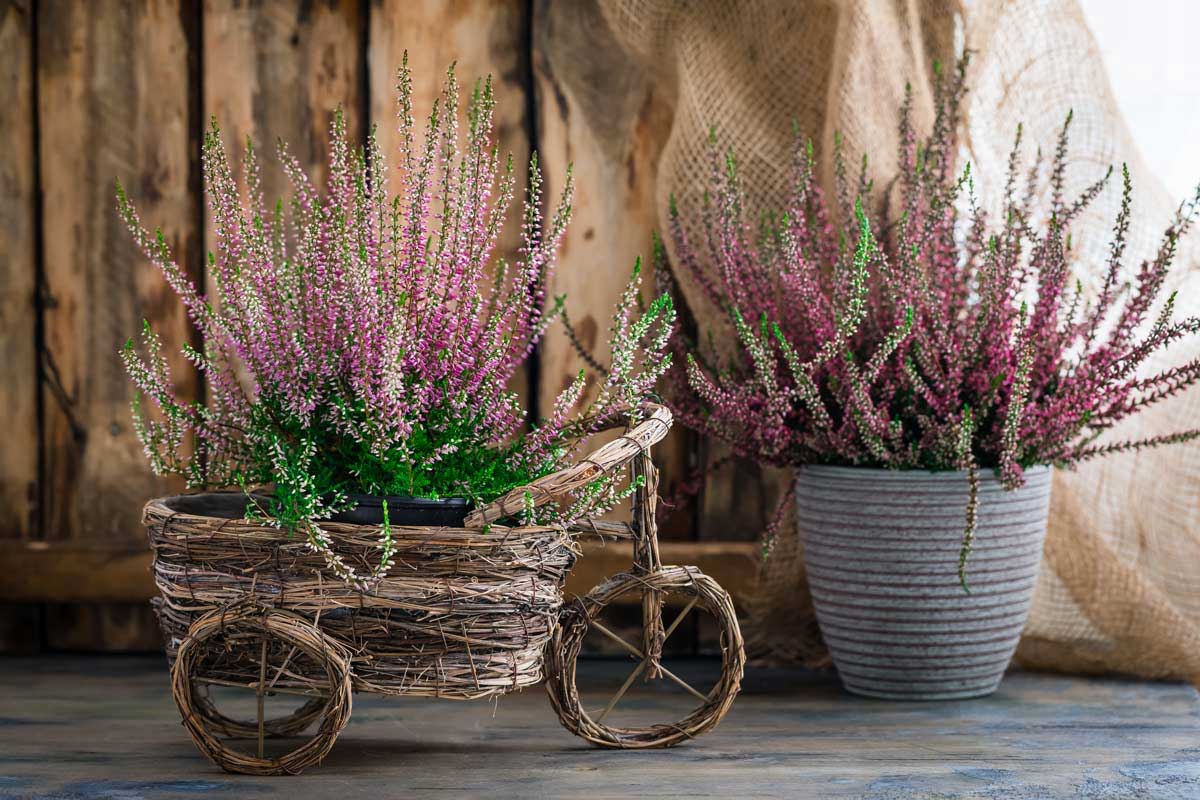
328;493;471;527
160;491;270;519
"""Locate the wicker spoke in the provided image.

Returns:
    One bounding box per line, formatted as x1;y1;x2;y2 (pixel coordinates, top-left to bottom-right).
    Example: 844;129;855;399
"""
662;597;698;642
171;606;354;776
268;645;300;691
589;602;707;702
657;664;708;703
546;566;746;749
256;638;268;758
589;619;644;660
596;660;647;722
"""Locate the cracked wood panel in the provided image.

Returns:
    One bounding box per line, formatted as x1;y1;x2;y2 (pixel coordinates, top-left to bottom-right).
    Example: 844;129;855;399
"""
204;0;364;210
38;0;200;546
36;0;200;650
369;0;533;406
0;0;39;653
0;2;37;542
531;0;697;538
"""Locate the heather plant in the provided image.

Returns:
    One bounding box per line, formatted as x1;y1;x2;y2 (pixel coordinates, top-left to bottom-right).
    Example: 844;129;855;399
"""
119;58;675;588
664;58;1200;582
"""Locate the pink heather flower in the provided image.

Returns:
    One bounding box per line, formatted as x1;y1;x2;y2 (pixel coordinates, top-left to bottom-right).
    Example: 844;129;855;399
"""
663;56;1200;569
119;54;676;569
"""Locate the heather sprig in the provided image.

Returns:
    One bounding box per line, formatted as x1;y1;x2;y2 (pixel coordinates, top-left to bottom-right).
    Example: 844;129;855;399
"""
120;57;673;588
665;55;1200;570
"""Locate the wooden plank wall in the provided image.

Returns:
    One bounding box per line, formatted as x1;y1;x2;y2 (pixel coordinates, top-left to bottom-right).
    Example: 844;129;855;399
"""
0;0;762;653
0;0;40;651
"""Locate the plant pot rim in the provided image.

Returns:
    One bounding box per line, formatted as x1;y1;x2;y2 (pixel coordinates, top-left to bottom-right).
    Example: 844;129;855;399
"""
339;493;471;508
798;463;1050;479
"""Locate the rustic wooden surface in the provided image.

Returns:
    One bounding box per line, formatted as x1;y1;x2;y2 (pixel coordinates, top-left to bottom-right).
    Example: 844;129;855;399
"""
0;0;756;652
0;2;38;547
0;0;37;663
204;0;364;209
1;657;1198;799
32;0;202;651
37;0;199;548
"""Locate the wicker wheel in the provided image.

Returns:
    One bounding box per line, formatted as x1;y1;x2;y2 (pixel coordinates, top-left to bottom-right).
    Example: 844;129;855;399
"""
546;565;744;748
171;604;353;775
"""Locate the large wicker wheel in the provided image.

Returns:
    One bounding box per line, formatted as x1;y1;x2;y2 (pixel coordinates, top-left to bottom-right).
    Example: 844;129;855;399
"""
171;604;353;776
546;565;744;748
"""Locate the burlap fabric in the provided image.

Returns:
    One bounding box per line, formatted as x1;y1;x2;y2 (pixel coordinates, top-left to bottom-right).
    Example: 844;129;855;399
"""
592;0;1200;680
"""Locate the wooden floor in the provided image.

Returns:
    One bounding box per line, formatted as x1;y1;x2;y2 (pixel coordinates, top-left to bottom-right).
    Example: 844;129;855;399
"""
1;656;1198;799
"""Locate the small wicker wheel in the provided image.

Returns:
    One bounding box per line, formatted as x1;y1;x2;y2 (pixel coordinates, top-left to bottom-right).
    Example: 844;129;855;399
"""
171;604;353;776
546;565;745;748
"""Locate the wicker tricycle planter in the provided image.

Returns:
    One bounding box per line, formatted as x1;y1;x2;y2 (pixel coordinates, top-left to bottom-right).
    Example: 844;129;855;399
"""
144;405;745;775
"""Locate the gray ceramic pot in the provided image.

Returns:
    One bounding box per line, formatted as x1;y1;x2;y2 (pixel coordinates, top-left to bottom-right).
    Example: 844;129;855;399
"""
799;464;1051;700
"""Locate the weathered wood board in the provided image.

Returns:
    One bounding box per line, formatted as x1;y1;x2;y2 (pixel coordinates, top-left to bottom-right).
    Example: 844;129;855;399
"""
33;0;202;649
37;0;200;546
370;0;530;206
3;657;1199;799
0;1;38;543
531;0;702;537
204;0;364;203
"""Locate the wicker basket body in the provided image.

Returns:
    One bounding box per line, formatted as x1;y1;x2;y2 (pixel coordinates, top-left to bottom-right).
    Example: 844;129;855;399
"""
145;494;576;700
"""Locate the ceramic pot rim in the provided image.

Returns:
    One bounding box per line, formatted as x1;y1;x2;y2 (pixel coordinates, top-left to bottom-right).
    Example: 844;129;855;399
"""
798;463;1051;481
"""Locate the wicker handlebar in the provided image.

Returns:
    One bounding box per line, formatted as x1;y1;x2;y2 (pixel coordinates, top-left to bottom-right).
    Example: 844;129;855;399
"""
463;403;673;528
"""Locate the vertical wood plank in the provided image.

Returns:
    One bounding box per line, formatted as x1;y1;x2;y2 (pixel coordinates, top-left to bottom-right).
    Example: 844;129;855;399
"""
38;0;199;545
369;0;530;197
531;0;695;536
0;1;38;541
204;0;364;208
368;0;532;404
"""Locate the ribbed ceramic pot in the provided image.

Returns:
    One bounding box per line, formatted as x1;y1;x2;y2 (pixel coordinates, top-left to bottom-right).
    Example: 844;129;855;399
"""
799;464;1052;700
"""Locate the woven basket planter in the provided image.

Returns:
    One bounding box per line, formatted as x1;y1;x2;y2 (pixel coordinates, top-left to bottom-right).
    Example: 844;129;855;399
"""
140;405;745;775
146;492;575;701
798;465;1052;700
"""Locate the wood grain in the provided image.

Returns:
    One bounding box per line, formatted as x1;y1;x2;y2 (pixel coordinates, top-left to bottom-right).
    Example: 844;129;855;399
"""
531;0;666;413
369;0;529;197
37;0;199;545
5;657;1200;797
0;1;37;541
204;0;364;205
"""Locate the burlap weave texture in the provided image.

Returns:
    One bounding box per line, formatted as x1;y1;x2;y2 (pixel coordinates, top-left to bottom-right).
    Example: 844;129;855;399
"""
595;0;1200;680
